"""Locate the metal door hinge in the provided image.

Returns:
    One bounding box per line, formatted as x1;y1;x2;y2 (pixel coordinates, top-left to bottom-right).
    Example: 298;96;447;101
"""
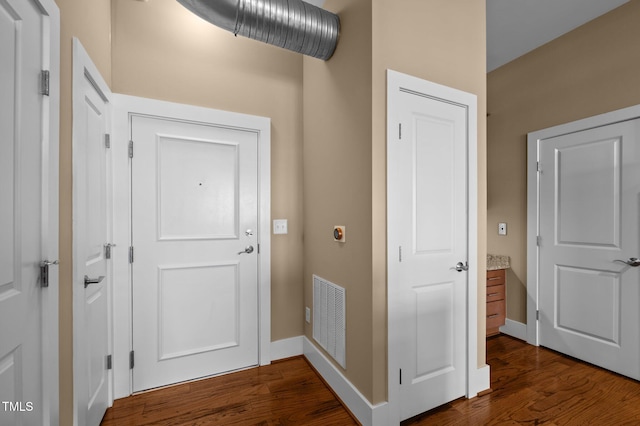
399;246;402;262
537;161;541;172
128;140;134;158
536;310;540;321
106;354;112;370
399;123;402;140
40;70;50;96
257;244;260;254
129;246;134;263
537;235;541;246
399;368;402;385
105;134;111;149
129;351;135;369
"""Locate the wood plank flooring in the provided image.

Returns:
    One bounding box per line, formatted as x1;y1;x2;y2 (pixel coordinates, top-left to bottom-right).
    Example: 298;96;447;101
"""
102;335;640;425
100;356;358;425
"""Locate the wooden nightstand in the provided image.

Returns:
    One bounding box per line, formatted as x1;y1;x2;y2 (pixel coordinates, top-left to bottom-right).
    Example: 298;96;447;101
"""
486;269;506;337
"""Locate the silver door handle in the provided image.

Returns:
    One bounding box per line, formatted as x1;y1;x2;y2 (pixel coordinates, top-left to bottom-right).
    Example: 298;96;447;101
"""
84;275;105;288
238;245;254;255
455;261;469;272
40;260;59;288
614;257;640;267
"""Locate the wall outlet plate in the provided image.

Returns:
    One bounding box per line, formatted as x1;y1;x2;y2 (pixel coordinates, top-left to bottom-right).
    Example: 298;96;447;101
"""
273;219;288;235
305;307;311;323
498;222;507;235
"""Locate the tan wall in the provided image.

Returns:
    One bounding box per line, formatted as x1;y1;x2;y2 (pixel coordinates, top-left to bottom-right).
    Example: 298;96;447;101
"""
110;0;305;342
303;0;487;405
487;0;640;324
303;0;376;402
55;0;112;424
372;0;488;371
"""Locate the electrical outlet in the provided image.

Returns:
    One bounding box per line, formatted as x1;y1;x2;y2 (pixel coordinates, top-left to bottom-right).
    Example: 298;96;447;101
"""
305;307;311;323
498;222;507;236
273;219;288;235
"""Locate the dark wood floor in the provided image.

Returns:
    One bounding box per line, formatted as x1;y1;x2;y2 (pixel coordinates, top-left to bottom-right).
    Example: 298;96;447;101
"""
102;335;640;425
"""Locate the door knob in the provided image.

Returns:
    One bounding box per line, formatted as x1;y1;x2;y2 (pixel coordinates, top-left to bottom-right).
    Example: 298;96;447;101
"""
455;261;469;272
84;275;105;288
614;257;640;267
238;245;254;255
40;260;59;288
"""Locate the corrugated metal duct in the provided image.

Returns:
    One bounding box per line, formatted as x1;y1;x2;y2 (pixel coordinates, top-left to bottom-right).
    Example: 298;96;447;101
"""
177;0;340;61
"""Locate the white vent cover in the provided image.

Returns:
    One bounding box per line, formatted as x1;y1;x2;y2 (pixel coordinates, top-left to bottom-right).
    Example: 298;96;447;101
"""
312;275;346;368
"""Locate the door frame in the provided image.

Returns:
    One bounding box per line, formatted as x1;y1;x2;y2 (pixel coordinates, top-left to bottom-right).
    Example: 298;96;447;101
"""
71;38;114;421
386;69;485;425
526;103;640;346
111;94;271;398
36;0;60;423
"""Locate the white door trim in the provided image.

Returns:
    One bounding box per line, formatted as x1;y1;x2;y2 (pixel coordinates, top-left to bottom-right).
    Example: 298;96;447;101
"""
71;38;114;423
386;69;483;425
526;103;640;346
38;1;60;424
111;94;271;398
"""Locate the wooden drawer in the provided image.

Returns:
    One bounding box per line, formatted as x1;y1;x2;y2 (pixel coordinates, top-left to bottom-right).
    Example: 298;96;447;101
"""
487;300;506;336
486;269;505;286
486;283;505;303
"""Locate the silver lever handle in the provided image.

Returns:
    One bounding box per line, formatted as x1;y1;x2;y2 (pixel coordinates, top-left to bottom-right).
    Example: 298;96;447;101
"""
615;257;640;267
84;275;105;288
40;260;59;288
238;245;254;255
455;261;469;272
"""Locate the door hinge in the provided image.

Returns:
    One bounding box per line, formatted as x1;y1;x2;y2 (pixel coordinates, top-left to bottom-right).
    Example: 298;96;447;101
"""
106;354;112;370
40;70;50;96
257;244;260;254
537;161;541;173
129;246;134;263
537;235;541;246
536;310;540;321
129;351;135;369
399;246;402;262
128;140;134;158
399;123;402;140
105;133;111;149
399;368;402;385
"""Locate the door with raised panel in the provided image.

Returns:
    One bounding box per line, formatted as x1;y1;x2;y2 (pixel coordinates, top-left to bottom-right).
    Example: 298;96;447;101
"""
538;119;640;380
131;115;259;392
0;0;58;424
388;75;469;421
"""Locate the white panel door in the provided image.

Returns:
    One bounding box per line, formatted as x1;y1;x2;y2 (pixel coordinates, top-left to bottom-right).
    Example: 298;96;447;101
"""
388;87;468;421
0;0;58;425
131;115;259;392
539;119;640;380
73;48;111;425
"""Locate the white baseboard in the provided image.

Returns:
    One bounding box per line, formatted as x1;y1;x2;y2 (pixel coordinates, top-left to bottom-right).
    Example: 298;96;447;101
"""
470;364;491;396
270;336;304;361
303;337;388;426
499;319;527;341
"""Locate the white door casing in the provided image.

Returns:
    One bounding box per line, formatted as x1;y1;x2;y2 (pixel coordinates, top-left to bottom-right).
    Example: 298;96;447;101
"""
131;115;259;391
528;110;640;380
111;95;271;398
0;0;59;425
72;38;113;425
387;70;482;424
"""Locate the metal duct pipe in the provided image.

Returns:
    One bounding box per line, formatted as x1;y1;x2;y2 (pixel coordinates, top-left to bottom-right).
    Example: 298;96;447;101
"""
177;0;340;61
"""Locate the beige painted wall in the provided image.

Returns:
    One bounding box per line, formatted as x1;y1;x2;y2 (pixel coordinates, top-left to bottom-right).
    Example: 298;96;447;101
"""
303;0;487;405
110;0;305;344
487;0;640;324
372;0;488;371
55;0;112;424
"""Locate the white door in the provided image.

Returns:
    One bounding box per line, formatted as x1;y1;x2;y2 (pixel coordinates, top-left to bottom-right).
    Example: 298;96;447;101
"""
72;38;112;425
388;77;469;421
131;115;259;392
538;119;640;380
0;0;59;425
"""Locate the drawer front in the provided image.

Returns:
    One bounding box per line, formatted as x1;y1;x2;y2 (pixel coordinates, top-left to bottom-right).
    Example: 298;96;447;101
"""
486;284;505;303
486;300;505;329
486;269;505;286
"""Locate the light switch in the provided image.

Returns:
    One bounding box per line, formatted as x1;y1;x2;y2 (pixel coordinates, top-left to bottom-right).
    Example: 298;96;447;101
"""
498;222;507;236
273;219;288;235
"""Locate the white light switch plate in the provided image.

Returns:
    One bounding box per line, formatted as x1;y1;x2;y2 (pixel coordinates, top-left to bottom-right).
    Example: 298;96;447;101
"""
273;219;288;234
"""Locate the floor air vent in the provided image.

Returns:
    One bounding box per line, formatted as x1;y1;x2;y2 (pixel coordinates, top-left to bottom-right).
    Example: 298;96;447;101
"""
313;275;346;369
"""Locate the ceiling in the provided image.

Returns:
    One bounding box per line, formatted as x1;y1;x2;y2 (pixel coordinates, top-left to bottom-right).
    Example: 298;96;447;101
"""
306;0;630;73
486;0;629;72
